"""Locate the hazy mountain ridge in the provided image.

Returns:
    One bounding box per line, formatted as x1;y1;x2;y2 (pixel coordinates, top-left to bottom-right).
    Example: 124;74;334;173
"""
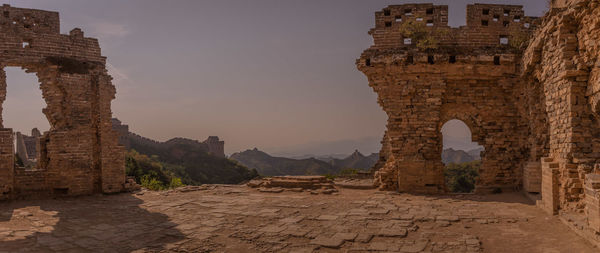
442;147;483;164
230;148;378;176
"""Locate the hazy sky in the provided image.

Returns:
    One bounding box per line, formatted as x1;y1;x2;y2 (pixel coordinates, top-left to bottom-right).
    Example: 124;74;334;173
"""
3;0;547;155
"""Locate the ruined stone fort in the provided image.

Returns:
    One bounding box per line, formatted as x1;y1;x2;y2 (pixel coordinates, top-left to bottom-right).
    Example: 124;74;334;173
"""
357;0;600;236
0;5;125;200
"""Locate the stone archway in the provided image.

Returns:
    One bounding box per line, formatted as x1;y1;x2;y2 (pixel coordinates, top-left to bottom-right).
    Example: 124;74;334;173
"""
439;119;484;192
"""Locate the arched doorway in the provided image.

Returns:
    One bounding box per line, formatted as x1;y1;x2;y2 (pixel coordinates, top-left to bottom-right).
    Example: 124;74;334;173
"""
441;119;484;192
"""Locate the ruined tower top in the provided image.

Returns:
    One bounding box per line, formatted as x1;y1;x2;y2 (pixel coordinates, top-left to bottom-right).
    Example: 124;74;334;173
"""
368;3;539;51
0;4;60;34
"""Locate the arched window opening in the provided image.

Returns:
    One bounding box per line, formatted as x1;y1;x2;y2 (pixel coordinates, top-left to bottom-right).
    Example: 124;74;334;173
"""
3;67;50;169
441;119;484;193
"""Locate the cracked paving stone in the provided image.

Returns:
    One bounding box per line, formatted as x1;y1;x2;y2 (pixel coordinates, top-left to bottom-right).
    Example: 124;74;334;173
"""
310;235;345;248
333;232;358;241
378;228;407;237
316;215;338;221
400;239;429;252
259;225;287;233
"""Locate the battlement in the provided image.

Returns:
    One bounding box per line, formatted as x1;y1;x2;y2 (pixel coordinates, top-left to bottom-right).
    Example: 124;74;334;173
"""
376;4;449;28
0;4;60;34
369;3;539;51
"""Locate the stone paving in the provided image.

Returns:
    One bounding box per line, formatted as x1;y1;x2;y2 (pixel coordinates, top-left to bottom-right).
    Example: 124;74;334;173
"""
0;185;597;252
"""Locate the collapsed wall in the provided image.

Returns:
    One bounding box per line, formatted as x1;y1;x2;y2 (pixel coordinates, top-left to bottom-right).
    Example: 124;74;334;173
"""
0;5;125;200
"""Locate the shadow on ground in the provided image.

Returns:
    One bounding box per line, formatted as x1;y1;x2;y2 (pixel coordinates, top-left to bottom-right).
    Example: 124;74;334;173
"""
0;193;185;252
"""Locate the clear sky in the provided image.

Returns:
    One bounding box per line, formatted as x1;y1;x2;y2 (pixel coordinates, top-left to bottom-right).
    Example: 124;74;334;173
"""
2;0;547;156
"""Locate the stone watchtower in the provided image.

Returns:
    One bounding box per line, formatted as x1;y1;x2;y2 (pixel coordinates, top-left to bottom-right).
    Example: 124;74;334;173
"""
359;0;600;228
357;4;540;193
0;5;126;200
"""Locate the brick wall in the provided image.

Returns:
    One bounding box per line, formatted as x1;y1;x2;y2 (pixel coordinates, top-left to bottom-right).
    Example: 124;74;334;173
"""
359;3;536;193
0;5;125;200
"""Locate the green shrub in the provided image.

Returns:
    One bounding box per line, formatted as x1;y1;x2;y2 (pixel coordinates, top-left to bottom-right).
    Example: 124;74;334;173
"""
169;177;184;189
444;161;480;193
323;174;336;180
126;150;186;191
140;174;165;191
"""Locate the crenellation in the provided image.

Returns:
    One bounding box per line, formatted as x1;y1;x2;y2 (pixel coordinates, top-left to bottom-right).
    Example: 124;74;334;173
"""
369;3;539;51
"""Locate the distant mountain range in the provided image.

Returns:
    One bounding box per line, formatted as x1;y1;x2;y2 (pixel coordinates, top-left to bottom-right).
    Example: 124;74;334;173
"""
230;148;378;176
442;147;483;164
269;136;382;158
231;147;483;176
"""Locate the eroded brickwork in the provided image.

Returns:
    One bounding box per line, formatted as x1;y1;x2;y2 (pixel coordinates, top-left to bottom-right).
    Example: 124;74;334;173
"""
0;5;125;200
359;1;600;239
358;3;538;193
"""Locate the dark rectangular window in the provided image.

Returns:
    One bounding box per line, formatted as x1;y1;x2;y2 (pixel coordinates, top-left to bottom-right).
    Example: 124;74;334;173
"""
449;55;456;63
406;55;414;64
482;9;490;15
504;9;510;16
428;55;435;64
426;8;434;15
405;9;412;15
481;20;488;26
503;21;510;27
384;9;391;16
385;22;392;27
366;58;371;66
494;56;500;65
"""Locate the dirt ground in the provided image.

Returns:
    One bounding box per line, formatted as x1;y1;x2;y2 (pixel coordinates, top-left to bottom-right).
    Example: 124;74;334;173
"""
0;185;597;252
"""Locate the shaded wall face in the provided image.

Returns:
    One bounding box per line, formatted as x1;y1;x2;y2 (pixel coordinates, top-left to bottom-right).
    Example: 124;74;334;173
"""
0;5;125;200
522;0;600;211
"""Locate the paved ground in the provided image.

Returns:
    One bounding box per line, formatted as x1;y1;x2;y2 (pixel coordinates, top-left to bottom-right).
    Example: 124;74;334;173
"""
0;185;597;252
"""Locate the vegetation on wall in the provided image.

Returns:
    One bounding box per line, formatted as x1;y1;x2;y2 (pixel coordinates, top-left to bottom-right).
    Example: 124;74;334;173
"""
398;20;440;50
508;28;531;50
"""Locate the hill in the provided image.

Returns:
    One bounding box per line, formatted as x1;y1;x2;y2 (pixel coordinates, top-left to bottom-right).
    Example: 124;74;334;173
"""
113;119;257;185
230;148;337;176
467;147;484;160
230;149;378;176
442;148;475;164
330;150;378;170
128;137;257;185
